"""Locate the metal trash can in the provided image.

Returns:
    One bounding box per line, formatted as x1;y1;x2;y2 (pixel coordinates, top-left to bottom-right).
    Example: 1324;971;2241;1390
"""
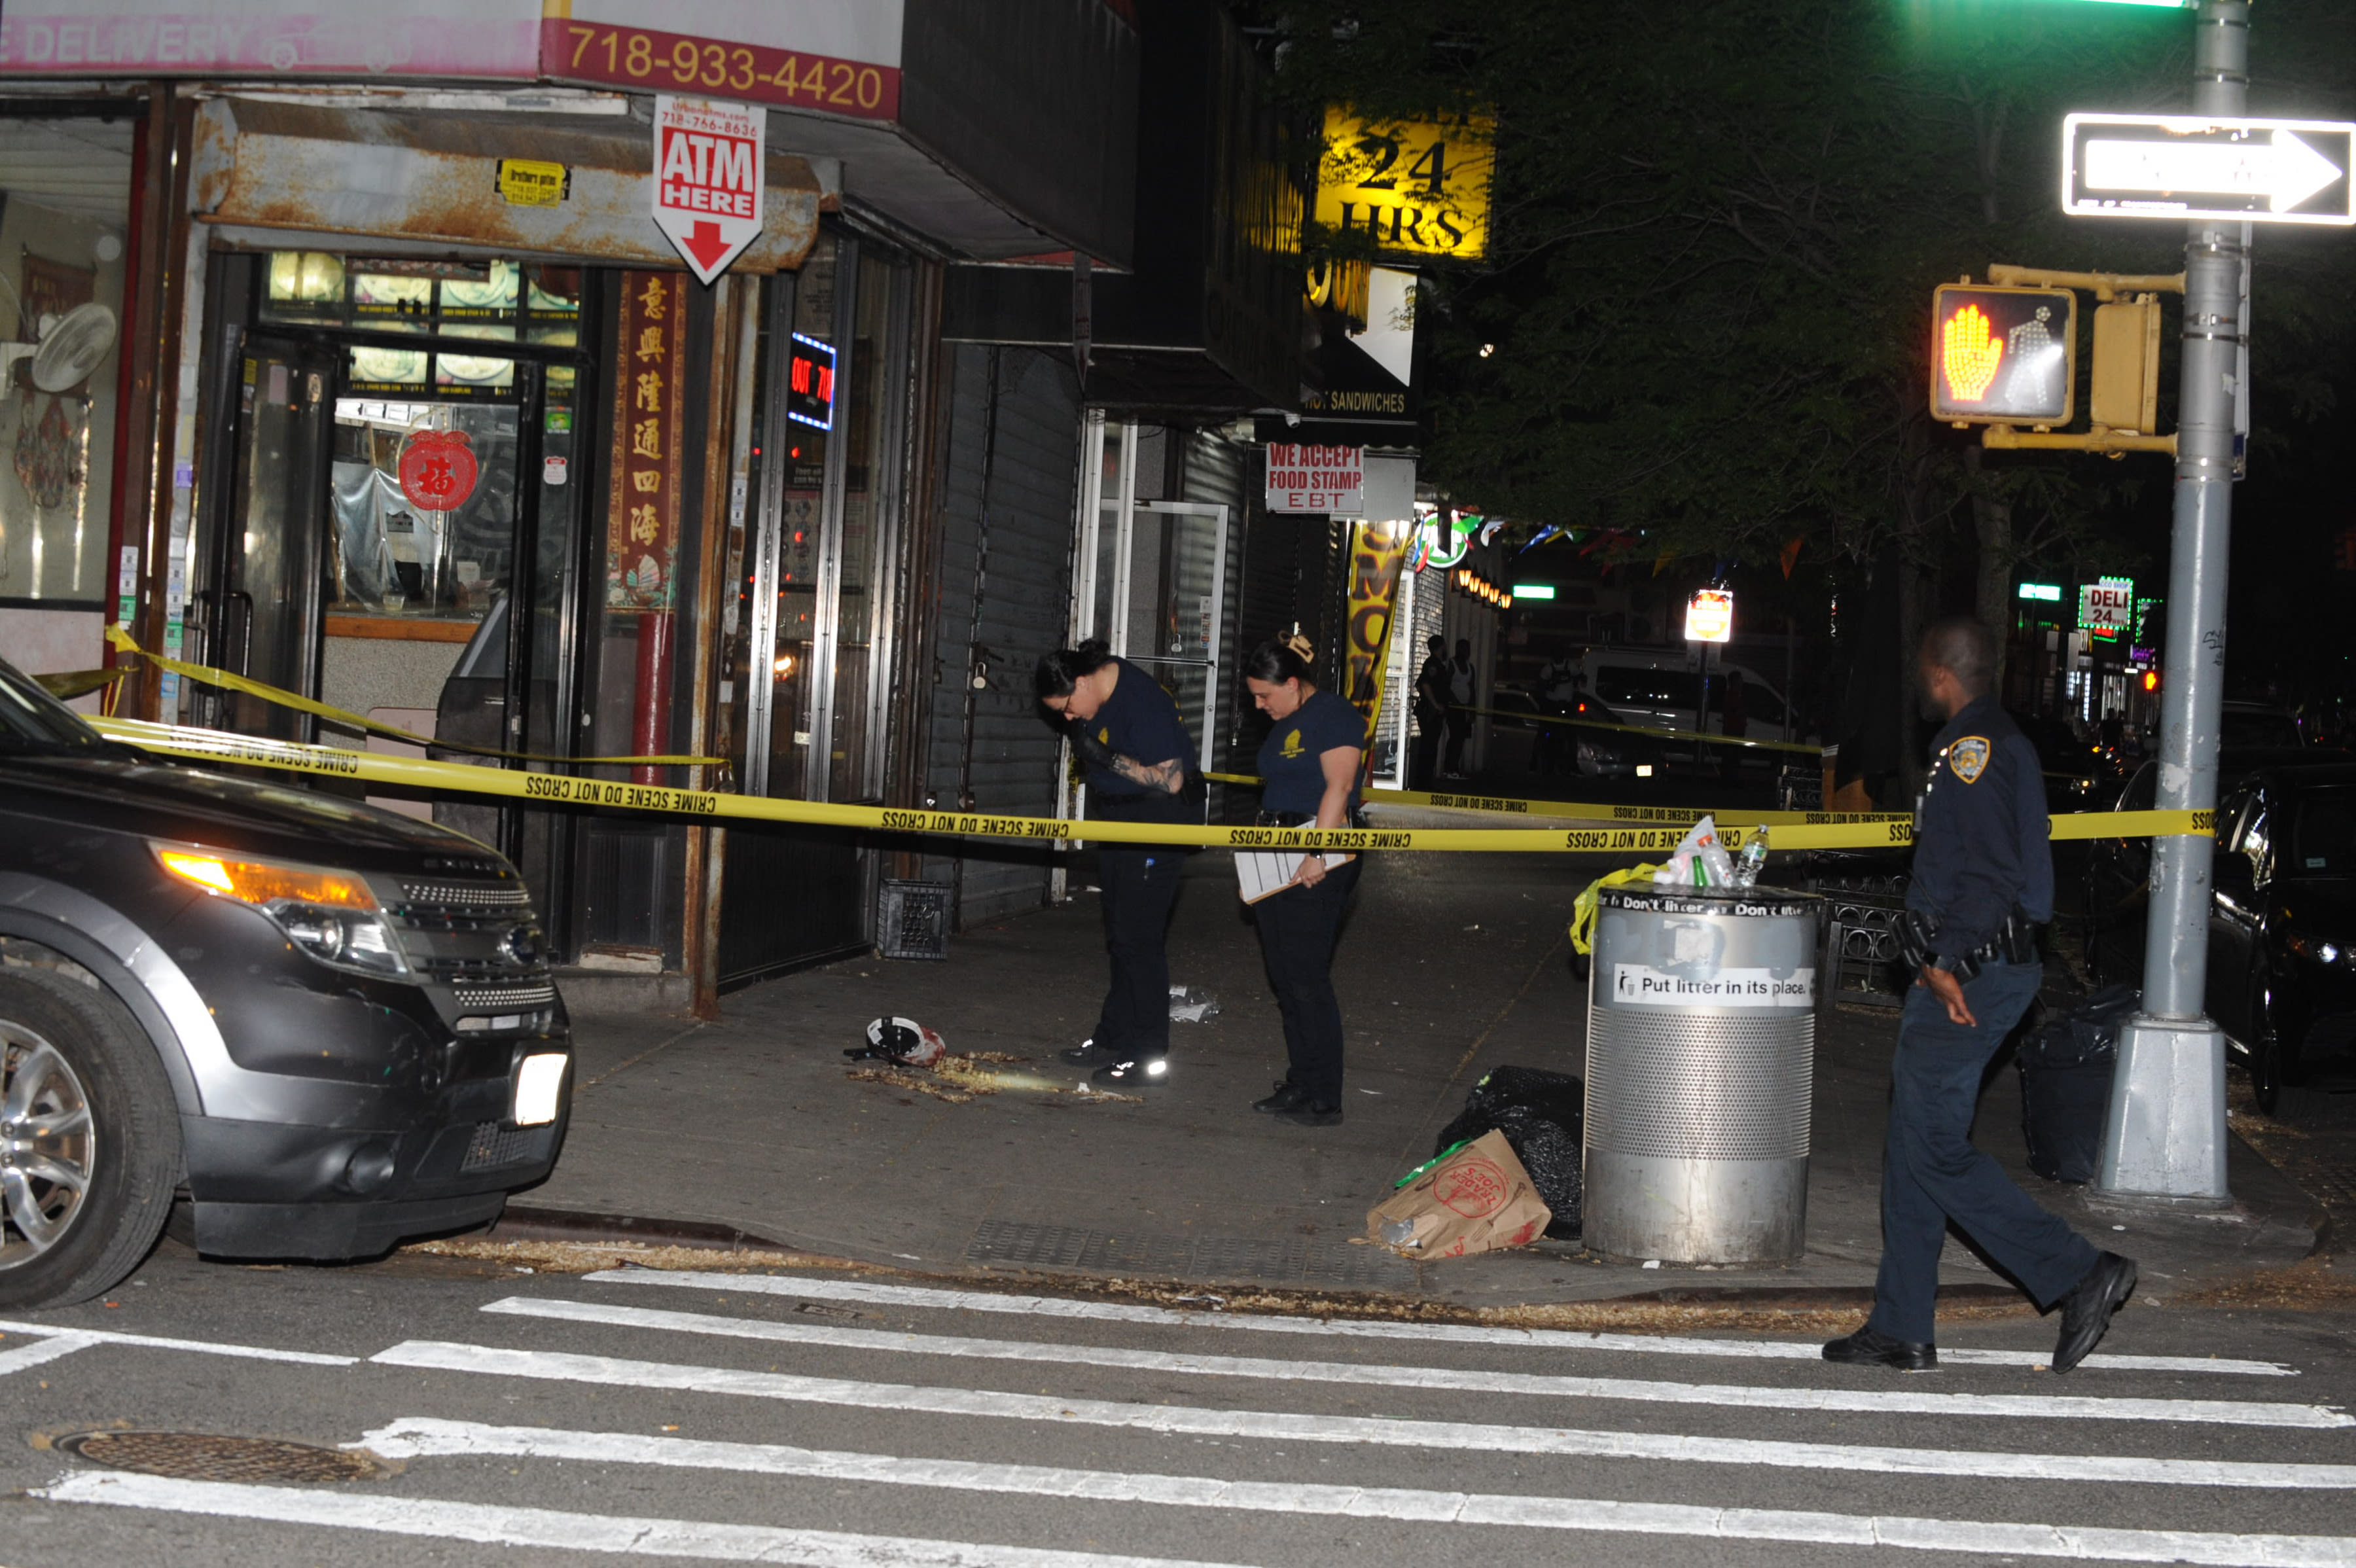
1584;885;1822;1264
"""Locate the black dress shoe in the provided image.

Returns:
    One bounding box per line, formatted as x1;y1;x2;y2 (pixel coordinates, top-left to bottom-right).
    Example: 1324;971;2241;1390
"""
1253;1082;1309;1114
2053;1251;2137;1374
1092;1056;1169;1088
1060;1039;1118;1067
1274;1101;1342;1127
1821;1325;1938;1371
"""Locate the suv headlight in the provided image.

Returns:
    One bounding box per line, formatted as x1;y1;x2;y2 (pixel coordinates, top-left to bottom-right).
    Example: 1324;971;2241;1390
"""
153;844;412;980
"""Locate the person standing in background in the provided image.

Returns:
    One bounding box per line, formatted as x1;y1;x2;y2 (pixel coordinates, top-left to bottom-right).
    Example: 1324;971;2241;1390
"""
1444;636;1476;779
1413;635;1450;789
1035;641;1202;1089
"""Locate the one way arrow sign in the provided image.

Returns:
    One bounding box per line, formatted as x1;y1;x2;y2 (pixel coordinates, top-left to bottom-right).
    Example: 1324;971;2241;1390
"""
2065;113;2355;226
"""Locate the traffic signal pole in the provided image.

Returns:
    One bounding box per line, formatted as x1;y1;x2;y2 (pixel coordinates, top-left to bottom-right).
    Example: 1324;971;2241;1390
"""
2097;0;2247;1200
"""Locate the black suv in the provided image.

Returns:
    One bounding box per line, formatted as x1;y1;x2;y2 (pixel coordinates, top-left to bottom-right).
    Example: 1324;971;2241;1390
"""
0;656;570;1308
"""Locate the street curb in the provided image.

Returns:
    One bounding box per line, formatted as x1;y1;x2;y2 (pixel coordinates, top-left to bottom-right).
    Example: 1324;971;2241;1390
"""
490;1205;800;1255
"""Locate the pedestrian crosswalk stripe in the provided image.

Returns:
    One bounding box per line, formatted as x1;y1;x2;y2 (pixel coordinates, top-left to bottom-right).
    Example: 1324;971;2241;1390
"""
486;1294;2346;1431
372;1340;2356;1491
0;1332;97;1378
34;1470;1253;1568
0;1320;356;1368
584;1268;2293;1378
350;1417;2356;1568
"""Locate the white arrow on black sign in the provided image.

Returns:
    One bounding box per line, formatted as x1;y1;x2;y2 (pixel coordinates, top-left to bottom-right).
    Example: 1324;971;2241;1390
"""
2064;113;2355;226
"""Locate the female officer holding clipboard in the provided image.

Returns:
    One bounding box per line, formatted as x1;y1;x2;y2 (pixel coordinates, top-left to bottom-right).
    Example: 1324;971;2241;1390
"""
1241;635;1368;1128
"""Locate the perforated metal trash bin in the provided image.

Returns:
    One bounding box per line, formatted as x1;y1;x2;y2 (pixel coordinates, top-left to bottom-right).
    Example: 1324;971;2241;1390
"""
1584;885;1823;1264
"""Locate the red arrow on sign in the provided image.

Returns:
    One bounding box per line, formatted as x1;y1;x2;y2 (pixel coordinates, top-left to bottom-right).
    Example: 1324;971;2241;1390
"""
678;220;733;272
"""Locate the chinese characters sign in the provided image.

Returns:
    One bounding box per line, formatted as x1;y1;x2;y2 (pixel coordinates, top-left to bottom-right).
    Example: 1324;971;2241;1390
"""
606;271;687;611
1314;109;1495;260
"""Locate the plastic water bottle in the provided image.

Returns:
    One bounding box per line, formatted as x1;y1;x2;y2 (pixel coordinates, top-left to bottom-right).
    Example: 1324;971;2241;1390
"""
1732;828;1770;888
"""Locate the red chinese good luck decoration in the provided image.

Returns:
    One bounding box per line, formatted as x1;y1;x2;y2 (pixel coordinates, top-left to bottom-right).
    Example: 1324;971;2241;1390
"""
397;427;480;512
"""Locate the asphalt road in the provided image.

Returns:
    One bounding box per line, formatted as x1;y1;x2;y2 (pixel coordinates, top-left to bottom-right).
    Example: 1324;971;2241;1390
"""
3;1247;2355;1567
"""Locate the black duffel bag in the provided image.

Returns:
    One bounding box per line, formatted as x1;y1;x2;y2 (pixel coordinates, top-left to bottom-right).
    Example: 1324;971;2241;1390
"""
2016;984;2138;1184
1434;1065;1585;1239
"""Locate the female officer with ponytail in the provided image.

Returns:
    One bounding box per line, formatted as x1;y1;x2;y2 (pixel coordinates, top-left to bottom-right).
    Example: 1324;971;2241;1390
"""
1241;635;1368;1127
1035;639;1202;1088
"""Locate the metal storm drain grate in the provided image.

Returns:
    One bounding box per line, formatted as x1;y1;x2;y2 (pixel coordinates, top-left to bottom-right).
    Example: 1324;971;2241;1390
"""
58;1430;388;1484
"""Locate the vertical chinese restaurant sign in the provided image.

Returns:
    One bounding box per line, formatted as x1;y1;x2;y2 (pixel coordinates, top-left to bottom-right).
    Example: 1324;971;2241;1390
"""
652;94;764;285
607;272;687;611
1342;521;1410;746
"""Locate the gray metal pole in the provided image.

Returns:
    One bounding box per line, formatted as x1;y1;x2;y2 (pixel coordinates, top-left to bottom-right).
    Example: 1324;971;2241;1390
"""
2097;0;2247;1199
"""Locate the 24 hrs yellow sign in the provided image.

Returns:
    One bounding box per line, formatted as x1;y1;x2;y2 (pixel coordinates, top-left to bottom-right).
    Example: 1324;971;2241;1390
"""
1315;108;1495;260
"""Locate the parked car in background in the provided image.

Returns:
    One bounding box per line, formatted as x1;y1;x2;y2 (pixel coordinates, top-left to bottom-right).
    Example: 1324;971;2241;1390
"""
2010;713;2111;814
1488;686;1662;779
0;655;572;1308
2082;751;2350;1118
1579;648;1810;752
2219;701;2310;752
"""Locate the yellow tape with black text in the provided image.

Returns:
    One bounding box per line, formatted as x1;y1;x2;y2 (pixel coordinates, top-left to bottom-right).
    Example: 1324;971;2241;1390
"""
93;718;2211;855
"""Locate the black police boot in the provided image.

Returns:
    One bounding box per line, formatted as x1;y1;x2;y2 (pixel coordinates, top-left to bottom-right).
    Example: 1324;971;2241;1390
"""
1060;1038;1119;1067
1274;1099;1342;1127
1821;1325;1938;1372
1253;1080;1309;1114
1092;1056;1169;1088
2052;1252;2137;1374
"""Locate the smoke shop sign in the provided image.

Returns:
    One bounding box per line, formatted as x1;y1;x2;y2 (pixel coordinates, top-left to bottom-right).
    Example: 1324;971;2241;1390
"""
1265;442;1364;515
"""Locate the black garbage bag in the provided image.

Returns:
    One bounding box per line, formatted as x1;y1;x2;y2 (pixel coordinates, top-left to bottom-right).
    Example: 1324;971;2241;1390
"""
2016;984;2137;1183
1435;1065;1585;1239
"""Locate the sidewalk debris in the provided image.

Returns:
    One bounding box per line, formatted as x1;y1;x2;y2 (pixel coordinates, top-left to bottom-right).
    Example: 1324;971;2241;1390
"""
846;1016;948;1067
1366;1129;1551;1258
1168;985;1220;1023
1433;1065;1586;1239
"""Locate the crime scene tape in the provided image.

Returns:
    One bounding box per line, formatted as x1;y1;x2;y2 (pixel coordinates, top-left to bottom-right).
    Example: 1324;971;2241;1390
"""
92;717;2211;855
98;629;721;768
1444;701;1824;755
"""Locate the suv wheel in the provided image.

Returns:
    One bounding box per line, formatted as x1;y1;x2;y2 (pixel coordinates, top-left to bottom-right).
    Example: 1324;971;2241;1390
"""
0;970;181;1308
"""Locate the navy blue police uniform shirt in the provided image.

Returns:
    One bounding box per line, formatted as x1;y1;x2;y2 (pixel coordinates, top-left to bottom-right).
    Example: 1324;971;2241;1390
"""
1258;689;1369;819
1082;658;1197;828
1905;693;2053;965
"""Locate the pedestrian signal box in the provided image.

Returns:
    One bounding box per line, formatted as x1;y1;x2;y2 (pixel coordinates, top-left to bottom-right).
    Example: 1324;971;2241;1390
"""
1931;284;2077;427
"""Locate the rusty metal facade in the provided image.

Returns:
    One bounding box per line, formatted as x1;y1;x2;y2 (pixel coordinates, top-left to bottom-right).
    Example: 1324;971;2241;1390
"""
190;96;830;272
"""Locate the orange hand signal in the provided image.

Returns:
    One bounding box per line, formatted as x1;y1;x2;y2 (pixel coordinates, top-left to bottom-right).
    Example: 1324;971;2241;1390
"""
1941;304;2005;403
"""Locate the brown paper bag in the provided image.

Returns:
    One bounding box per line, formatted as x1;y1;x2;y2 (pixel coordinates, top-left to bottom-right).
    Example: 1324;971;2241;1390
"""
1366;1129;1553;1259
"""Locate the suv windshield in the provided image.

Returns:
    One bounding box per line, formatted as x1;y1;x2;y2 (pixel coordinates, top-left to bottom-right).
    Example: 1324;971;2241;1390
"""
2291;788;2356;877
0;660;111;753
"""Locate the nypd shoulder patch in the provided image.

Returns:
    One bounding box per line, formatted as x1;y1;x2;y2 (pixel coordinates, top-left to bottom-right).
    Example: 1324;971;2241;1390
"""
1949;736;1991;784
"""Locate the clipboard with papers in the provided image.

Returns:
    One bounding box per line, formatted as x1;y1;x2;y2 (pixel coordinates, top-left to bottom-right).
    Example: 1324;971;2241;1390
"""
1235;849;1354;904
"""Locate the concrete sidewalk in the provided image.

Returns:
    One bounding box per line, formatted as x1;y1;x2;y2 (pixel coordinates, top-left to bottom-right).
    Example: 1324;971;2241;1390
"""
513;849;2319;1311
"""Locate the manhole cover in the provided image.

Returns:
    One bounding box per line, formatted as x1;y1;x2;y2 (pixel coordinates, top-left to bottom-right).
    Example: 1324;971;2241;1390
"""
57;1430;387;1484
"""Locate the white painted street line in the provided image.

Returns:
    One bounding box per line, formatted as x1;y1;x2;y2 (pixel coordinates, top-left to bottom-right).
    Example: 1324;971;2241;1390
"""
34;1470;1253;1568
0;1332;94;1377
488;1294;2345;1430
353;1418;2356;1568
372;1340;2356;1491
0;1320;355;1367
584;1267;2292;1378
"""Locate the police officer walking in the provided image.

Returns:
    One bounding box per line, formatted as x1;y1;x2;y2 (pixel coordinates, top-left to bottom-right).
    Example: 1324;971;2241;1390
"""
1035;641;1202;1088
1825;618;2136;1374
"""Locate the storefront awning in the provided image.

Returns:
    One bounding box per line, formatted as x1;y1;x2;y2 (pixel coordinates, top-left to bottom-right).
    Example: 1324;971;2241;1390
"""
190;96;837;272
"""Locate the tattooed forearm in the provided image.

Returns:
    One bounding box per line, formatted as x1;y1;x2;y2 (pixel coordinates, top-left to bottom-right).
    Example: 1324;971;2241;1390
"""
1111;755;1187;794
